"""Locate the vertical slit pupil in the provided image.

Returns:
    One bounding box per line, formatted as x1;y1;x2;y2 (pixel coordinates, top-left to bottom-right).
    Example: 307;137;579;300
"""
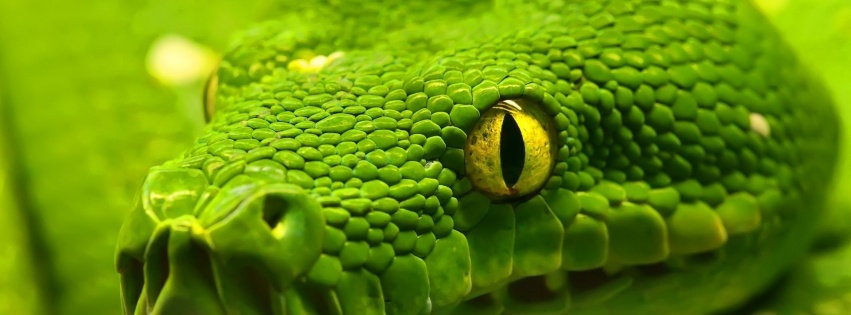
500;113;525;187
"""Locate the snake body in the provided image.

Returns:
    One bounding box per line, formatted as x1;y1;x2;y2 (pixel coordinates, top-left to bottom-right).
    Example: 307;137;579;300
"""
0;0;842;315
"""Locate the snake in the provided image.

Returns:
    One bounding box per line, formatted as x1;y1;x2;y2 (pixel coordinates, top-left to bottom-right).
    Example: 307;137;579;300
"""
1;0;843;314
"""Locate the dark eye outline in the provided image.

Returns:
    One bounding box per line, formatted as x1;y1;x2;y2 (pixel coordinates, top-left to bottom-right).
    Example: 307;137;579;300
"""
464;98;558;202
202;67;219;123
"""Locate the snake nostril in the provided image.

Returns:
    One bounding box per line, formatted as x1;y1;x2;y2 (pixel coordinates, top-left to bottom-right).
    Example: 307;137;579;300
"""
262;195;288;230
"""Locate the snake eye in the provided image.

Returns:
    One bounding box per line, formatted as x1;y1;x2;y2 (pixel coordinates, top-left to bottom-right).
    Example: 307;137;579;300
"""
203;67;219;123
465;99;557;201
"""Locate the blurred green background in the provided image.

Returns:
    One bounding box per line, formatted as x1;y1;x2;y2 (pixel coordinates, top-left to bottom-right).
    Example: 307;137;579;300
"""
0;1;849;314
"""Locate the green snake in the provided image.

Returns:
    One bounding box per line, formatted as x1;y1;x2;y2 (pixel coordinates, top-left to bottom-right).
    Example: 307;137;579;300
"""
0;0;844;314
111;0;842;314
111;1;838;314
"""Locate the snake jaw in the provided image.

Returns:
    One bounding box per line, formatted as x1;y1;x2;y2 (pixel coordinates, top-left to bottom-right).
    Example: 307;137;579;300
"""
115;168;325;315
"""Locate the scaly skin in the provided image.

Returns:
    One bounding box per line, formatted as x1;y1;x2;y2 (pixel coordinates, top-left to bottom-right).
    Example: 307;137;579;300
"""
115;1;840;314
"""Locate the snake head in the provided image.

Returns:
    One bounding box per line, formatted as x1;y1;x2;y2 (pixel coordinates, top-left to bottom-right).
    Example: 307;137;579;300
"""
115;167;324;314
116;1;840;314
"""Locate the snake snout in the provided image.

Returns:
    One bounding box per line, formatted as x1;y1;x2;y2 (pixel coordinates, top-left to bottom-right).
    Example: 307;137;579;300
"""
116;169;325;315
132;221;225;315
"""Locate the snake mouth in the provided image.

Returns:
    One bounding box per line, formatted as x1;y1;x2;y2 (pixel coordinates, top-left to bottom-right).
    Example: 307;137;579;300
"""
117;222;284;315
115;169;325;315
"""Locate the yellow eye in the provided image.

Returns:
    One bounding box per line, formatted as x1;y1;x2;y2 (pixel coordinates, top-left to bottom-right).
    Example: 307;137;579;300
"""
203;67;219;123
465;99;557;201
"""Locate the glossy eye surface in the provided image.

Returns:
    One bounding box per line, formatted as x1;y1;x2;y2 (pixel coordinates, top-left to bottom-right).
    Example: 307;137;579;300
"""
465;99;557;201
203;67;218;122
